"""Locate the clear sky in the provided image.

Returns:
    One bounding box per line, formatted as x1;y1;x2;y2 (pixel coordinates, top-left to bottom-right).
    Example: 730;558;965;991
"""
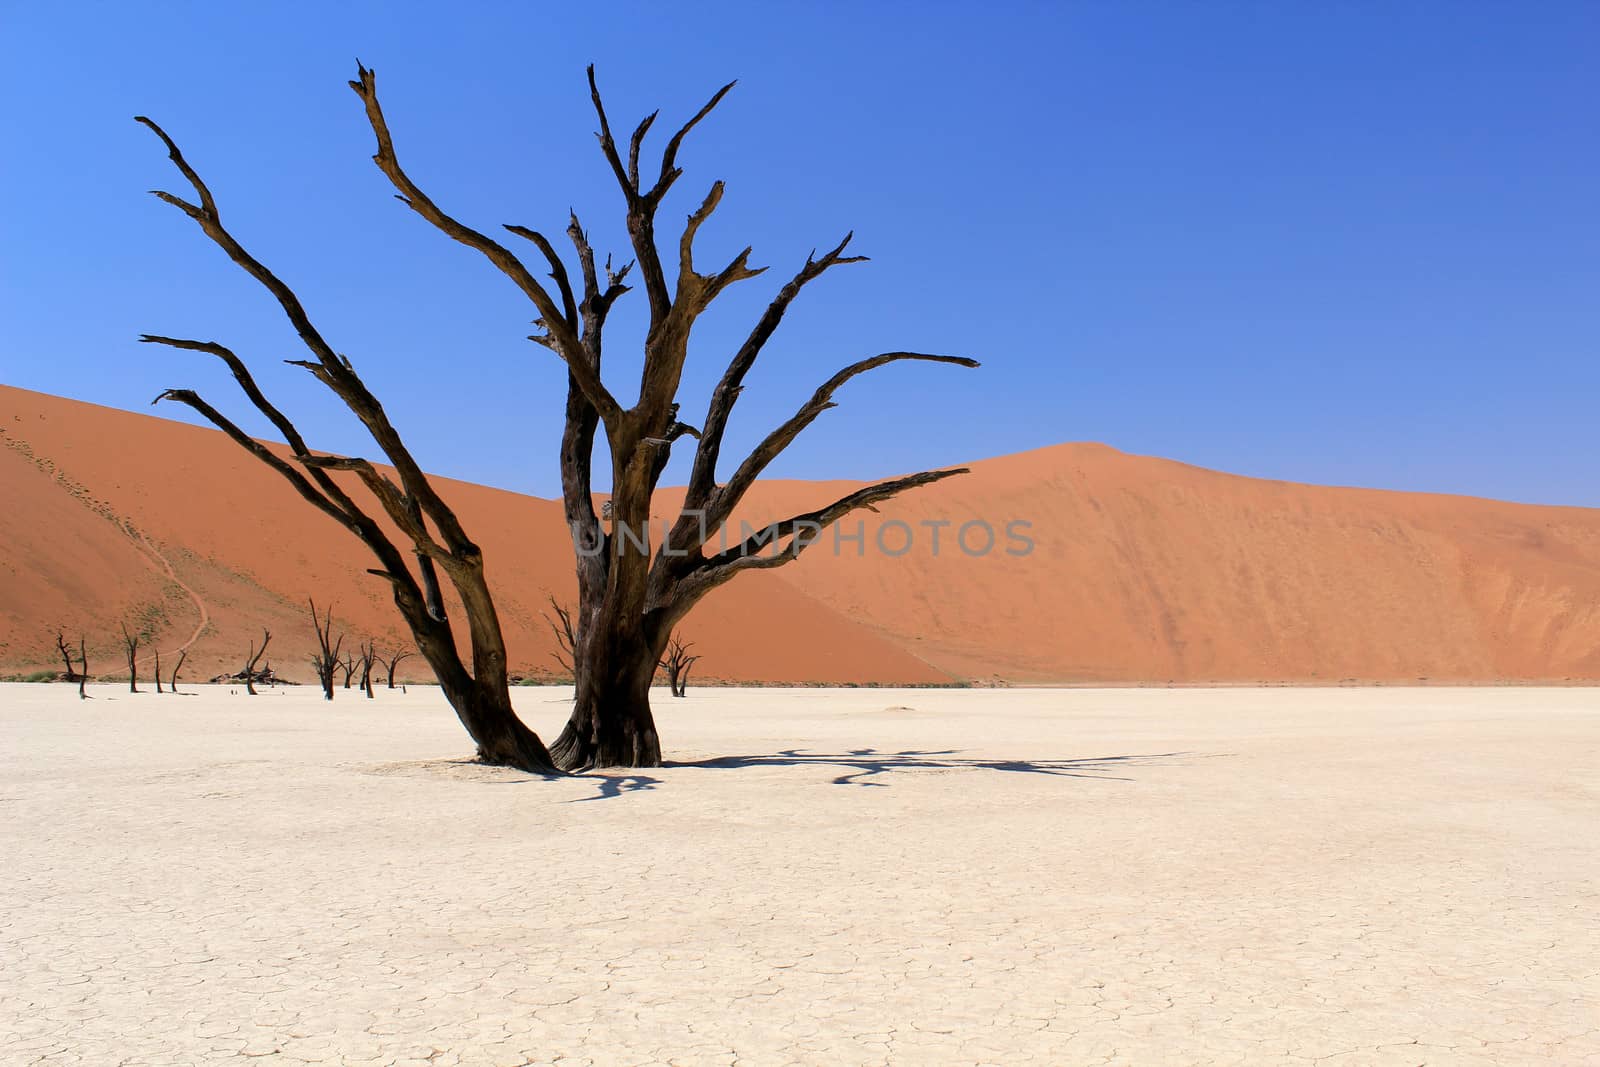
2;2;1596;505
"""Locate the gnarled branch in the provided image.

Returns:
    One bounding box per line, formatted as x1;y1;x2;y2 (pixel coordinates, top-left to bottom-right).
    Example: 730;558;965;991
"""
680;234;870;517
137;114;482;558
348;64;621;424
708;352;979;531
667;467;969;610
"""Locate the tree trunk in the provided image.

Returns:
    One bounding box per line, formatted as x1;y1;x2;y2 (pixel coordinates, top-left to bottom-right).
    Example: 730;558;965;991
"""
420;660;553;771
550;628;663;770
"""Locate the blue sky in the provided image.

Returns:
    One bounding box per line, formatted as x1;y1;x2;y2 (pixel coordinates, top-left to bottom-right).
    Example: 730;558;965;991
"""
2;2;1596;505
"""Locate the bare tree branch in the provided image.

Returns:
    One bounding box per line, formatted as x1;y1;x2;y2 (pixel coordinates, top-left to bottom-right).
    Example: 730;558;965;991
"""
344;65;620;425
503;225;579;327
543;596;577;676
670;467;969;609
679;234;870;517
137;114;484;556
649;79;737;205
296;454;452;562
708;352;979;530
149;387;361;533
626;110;658;190
141;335;374;521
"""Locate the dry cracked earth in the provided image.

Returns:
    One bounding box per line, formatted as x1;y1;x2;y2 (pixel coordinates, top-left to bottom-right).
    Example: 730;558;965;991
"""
2;684;1596;1065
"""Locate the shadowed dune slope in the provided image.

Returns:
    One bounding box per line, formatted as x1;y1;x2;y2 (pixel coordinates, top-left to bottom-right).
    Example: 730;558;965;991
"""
4;384;1599;684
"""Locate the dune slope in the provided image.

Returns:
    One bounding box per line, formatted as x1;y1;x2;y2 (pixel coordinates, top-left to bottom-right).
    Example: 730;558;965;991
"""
4;384;1598;684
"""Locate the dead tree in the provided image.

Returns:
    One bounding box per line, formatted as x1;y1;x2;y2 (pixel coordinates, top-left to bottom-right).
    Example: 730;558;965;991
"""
543;596;577;676
242;629;271;695
120;622;141;693
140;65;973;771
308;600;342;701
77;638;88;700
154;648;163;693
169;648;187;694
380;646;413;688
55;631;83;683
358;640;377;698
337;651;357;689
658;634;700;698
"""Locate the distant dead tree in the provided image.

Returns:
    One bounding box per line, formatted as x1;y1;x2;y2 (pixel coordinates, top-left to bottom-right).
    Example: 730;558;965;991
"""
308;599;342;701
54;631;83;683
242;629;271;695
543;596;577;676
358;640;377;698
77;637;88;700
154;648;163;693
119;622;141;693
658;635;700;698
140;64;973;770
380;646;414;688
169;648;187;694
337;651;357;689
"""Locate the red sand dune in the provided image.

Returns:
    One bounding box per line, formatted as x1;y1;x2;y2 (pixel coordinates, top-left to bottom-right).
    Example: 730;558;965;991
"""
4;384;1598;685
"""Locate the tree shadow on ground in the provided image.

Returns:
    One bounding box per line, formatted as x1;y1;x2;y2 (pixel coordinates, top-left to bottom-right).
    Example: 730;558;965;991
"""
667;748;1189;787
543;749;1199;802
571;773;663;802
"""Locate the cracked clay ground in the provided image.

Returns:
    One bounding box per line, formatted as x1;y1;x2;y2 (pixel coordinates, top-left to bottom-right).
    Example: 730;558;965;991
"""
2;684;1597;1065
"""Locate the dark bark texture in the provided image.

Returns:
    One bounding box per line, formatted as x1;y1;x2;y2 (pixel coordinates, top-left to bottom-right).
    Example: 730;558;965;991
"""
140;64;974;771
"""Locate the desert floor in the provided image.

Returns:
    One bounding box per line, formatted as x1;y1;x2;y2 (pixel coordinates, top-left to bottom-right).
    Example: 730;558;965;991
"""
2;684;1596;1066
